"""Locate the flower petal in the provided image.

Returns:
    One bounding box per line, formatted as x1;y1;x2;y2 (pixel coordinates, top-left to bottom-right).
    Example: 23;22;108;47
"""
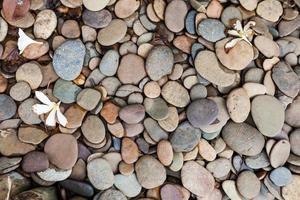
227;30;240;37
18;28;42;54
56;109;68;127
46;109;56;127
35;91;52;105
225;38;243;49
244;21;256;31
32;104;52;115
234;20;243;31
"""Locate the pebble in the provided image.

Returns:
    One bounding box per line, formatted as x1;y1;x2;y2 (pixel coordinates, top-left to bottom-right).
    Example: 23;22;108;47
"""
279;16;300;37
0;74;7;93
206;158;231;178
144;97;169;120
53;40;86;81
144;118;168;142
0;129;35;156
44;134;78;170
285;98;300;127
145;45;174;81
16;62;43;89
87;158;114;190
114;173;141;197
170;121;201;152
60;180;94;197
282;175;300;200
9;81;31;101
165;0;188;33
215;38;254;70
82;9;112;29
160;184;186;200
187;99;218;128
254;35;280;58
117;54;146;84
181;161;215;197
226;88;250;123
197;19;225;42
135;155;166;189
83;0;109;11
222;180;243;200
53;79;82;104
37;167;72;182
272;61;300;98
157;140;173;166
290;129;300;156
34;9;57;39
99;50;119;76
21;151;49;173
121;138;139;164
144;81;161;98
221;6;242;27
158;107;179;132
97;19;127;46
18;98;41;125
269;139;290;168
222;122;265;156
270;167;292;186
76;88;101;111
115;0;140;19
195;50;235;87
99;189;127;200
245;151;270;169
198;139;216;161
256;0;283;22
0;94;16;121
239;0;258;11
185;10;197;35
0;17;8;42
81;115;106;144
119;104;145;124
18;126;48;145
161;81;190;108
243;82;267;98
236;171;261;199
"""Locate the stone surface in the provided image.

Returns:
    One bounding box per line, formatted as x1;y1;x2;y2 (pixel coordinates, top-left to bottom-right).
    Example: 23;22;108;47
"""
97;19;127;46
161;81;190;108
34;9;57;39
236;171;261;199
21;151;49;173
16;62;43;89
0;94;16;121
99;50;119;76
269;139;290;168
18;126;48;145
282;175;300;200
256;0;283;22
76;88;101;111
53;40;86;81
121;138;139;164
53;79;82;104
254;36;280;58
81;115;106;144
119;104;145;124
144;97;169;120
114;173;141;198
270;167;292;186
197;19;225;42
82;9;112;29
165;0;188;33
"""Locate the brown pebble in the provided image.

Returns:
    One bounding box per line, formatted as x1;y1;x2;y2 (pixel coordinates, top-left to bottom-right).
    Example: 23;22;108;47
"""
121;138;139;164
157;140;173;166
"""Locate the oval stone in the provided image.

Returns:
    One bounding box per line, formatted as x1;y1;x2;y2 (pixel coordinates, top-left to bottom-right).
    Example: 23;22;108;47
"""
270;167;292;186
97;19;127;46
165;0;188;33
0;94;16;121
34;9;57;39
82;9;112;29
145;45;174;81
197;19;225;42
119;104;145;124
161;81;190;108
81;115;106;144
53;40;86;81
222;122;265;156
99;50;119;76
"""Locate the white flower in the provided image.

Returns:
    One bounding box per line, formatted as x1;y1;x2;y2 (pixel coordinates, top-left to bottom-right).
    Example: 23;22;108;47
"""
32;91;68;127
225;20;256;49
18;28;43;54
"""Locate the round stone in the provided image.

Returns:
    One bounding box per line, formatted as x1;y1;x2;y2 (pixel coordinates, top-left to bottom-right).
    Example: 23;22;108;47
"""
9;81;31;101
226;88;250;123
81;115;105;144
170;121;201;152
135;155;166;189
34;9;57;39
206;158;231;178
87;158;114;190
187;99;218;128
0;17;8;42
119;104;145;124
114;173;141;198
197;19;225;42
256;0;283;22
0;94;16;121
144;118;168;142
161;81;190;108
99;189;127;200
97;19;127;46
21;151;49;173
221;6;242;27
236;171;261;199
145;45;174;81
44;134;78;170
16;62;43;89
254;36;280;58
165;0;188;33
290;129;300;156
18;98;41;125
144;81;161;98
82;9;112;29
157;140;173;166
286;98;300;127
144;97;169;120
99;50;119;76
121;138;139;164
160;184;187;200
239;0;258;11
53;79;82;104
117;54;146;84
222;122;265;156
37;167;72;182
251;95;284;137
194;50;235;87
215;38;254;70
115;0;140;18
61;20;80;39
53;40;86;81
282;175;300;200
76;88;101;111
158;107;179;132
181;161;215;197
269;139;290;168
270;167;292;186
83;0;110;11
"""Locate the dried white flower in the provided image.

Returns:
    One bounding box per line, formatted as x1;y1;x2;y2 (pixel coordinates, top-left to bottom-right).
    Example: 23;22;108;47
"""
225;20;256;49
32;91;68;127
17;28;42;54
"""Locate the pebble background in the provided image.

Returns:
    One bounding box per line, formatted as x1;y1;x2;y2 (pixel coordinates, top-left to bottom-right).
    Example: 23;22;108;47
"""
0;0;300;200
